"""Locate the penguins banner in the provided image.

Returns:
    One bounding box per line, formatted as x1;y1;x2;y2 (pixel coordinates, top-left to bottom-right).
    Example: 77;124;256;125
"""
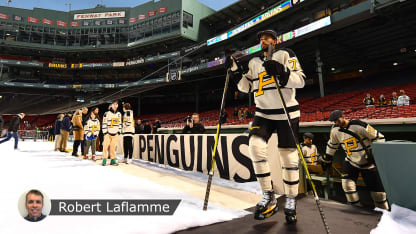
117;134;284;192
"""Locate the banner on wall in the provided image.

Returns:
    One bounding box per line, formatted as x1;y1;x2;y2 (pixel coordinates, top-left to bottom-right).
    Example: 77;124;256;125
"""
0;13;9;20
148;11;156;17
42;18;53;25
57;20;67;27
159;8;167;14
116;134;285;193
28;16;39;23
138;14;146;20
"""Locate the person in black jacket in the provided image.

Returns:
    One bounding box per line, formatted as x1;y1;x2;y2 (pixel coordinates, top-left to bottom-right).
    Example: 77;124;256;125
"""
135;119;144;134
143;120;152;134
182;113;205;134
0;113;25;149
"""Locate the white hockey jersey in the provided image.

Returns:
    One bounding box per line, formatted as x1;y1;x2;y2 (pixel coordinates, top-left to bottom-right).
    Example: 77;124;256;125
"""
102;110;122;135
122;110;135;137
325;120;385;169
301;143;318;165
238;48;306;120
84;119;100;137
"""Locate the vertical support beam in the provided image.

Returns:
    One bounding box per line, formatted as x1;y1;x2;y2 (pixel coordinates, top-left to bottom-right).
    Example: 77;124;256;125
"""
316;49;325;97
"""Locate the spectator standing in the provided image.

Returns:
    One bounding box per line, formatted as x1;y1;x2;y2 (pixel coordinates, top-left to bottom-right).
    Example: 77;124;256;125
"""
143;120;152;134
152;119;161;133
59;112;72;152
135;119;144;134
81;107;89;157
54;114;64;151
397;89;410;106
182;113;205;134
102;101;122;166
122;103;135;164
71;110;84;157
0;113;25;150
84;111;100;160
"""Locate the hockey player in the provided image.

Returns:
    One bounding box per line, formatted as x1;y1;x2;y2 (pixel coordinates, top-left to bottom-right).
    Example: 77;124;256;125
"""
122;103;135;164
227;29;306;222
102;101;122;166
301;132;318;166
321;110;389;210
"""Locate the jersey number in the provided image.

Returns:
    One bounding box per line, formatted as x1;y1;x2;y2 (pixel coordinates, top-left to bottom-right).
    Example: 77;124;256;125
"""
288;59;297;70
255;71;275;97
343;137;358;156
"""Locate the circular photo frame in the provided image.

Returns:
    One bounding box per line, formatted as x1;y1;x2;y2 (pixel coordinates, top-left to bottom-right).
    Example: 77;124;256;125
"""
18;189;51;222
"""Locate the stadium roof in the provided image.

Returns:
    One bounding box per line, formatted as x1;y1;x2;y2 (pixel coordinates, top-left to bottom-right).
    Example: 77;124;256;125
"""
201;0;278;32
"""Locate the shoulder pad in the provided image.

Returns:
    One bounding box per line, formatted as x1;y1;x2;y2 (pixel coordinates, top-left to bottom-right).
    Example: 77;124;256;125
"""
349;119;368;128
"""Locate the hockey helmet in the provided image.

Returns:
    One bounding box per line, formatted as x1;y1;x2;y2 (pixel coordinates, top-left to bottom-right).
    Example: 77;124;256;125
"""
303;132;314;140
329;110;343;122
257;29;278;40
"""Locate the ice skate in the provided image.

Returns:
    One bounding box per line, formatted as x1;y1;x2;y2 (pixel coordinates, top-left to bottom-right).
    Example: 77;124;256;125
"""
254;191;278;220
284;196;297;224
102;158;107;166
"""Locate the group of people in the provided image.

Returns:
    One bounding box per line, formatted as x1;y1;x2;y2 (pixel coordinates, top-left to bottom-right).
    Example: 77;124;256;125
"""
364;89;410;107
53;101;142;166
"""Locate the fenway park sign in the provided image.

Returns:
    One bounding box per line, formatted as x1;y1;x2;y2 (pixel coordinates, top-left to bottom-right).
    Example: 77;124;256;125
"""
74;11;125;20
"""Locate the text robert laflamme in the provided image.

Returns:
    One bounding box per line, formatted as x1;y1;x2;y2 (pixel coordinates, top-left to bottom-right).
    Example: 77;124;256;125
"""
49;200;181;215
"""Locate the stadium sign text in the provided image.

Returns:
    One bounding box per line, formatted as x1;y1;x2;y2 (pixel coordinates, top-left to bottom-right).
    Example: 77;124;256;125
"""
74;11;125;20
116;134;285;194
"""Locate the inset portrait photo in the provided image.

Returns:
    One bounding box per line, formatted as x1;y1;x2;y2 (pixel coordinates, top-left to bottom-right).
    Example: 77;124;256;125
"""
18;189;51;222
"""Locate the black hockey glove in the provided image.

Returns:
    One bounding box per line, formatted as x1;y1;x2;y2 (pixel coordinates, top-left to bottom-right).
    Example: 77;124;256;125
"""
263;60;290;87
319;154;333;171
219;112;227;124
225;55;244;83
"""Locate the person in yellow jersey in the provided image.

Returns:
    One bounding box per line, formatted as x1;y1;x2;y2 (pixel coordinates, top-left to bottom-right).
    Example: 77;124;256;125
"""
226;29;306;222
321;110;389;210
84;111;100;161
102;100;122;166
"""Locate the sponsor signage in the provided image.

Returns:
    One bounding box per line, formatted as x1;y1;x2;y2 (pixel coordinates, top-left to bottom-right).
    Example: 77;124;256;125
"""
74;11;125;20
148;11;156;17
138;14;146;20
82;63;112;68
118;19;125;24
129;17;137;23
0;59;43;67
126;58;145;66
48;63;67;69
207;0;292;46
71;64;83;69
112;62;125;67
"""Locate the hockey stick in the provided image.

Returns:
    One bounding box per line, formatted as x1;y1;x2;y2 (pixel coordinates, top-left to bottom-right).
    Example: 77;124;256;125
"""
266;44;331;234
203;68;231;211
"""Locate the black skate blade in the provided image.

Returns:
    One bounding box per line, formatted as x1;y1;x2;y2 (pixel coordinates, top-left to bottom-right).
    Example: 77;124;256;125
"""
254;205;279;220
